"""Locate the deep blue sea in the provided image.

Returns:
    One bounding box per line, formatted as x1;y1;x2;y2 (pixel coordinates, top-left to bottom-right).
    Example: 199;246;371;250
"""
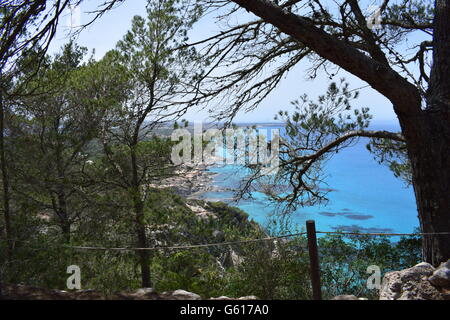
198;121;419;235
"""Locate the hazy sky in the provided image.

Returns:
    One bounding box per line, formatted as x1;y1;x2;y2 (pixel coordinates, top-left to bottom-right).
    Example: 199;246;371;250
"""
48;0;421;125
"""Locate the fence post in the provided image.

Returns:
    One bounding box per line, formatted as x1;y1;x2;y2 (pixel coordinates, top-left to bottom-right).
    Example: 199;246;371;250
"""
306;220;322;300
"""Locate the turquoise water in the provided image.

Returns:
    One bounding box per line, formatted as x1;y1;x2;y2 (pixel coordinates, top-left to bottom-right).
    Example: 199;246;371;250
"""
199;121;419;235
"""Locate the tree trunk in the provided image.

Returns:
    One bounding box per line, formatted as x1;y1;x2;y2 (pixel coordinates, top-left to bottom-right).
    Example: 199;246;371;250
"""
412;0;450;266
60;220;71;244
134;195;151;288
136;214;151;288
131;148;151;288
0;86;12;261
57;192;71;243
408;112;450;266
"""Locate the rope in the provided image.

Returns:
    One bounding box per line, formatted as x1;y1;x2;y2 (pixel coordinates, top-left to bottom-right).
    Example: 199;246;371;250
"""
316;231;450;236
0;232;308;252
1;230;449;252
63;232;308;251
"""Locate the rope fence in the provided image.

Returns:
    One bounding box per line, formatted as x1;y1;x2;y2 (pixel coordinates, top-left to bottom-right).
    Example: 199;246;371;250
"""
1;220;449;300
316;231;450;236
0;232;308;252
1;229;449;252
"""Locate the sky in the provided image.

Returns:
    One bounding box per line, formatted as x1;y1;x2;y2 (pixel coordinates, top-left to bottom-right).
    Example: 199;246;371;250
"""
47;0;422;125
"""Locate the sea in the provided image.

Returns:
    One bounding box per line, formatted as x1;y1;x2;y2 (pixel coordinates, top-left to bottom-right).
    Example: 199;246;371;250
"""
196;121;419;236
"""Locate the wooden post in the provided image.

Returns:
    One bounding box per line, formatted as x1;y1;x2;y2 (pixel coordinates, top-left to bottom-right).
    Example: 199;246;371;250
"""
306;220;322;300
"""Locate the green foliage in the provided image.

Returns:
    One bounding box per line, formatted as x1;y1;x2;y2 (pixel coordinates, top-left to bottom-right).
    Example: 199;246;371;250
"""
276;79;371;137
207;201;250;226
223;236;311;300
318;231;422;300
366;138;412;185
248;78;413;213
384;0;434;40
5;41;121;241
1;186;422;299
152;250;225;298
76;0;206;288
257;80;373;210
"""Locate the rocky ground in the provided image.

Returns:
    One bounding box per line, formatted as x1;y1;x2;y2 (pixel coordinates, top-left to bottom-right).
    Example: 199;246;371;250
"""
0;285;257;300
334;259;450;300
379;260;450;300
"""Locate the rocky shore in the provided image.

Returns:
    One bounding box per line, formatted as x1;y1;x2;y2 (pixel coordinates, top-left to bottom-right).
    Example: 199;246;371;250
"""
157;163;222;199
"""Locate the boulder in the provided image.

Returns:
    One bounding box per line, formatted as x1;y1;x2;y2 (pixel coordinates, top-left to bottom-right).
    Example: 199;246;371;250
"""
170;289;201;300
428;260;450;288
114;288;158;300
379;262;444;300
332;295;359;300
238;295;258;300
210;296;233;300
210;295;258;300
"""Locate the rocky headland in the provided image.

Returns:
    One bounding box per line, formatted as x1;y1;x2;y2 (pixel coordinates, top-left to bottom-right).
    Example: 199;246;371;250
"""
156;163;221;199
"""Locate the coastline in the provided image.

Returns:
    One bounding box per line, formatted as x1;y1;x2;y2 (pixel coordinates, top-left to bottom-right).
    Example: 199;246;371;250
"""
158;163;221;199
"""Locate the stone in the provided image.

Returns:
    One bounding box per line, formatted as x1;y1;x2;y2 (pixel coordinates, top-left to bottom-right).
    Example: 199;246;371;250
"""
441;288;450;300
2;284;261;301
428;260;450;288
210;295;258;300
238;295;258;300
222;249;243;268
210;296;233;300
332;295;359;300
379;262;444;300
212;230;225;241
135;288;155;295
118;288;157;300
171;289;201;300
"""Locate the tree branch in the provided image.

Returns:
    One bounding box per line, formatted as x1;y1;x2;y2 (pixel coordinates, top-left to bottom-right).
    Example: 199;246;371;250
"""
284;130;405;165
230;0;422;116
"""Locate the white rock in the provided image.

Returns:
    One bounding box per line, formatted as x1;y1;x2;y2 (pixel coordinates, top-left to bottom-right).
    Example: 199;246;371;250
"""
238;296;258;300
172;289;201;300
210;296;232;300
135;288;155;296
